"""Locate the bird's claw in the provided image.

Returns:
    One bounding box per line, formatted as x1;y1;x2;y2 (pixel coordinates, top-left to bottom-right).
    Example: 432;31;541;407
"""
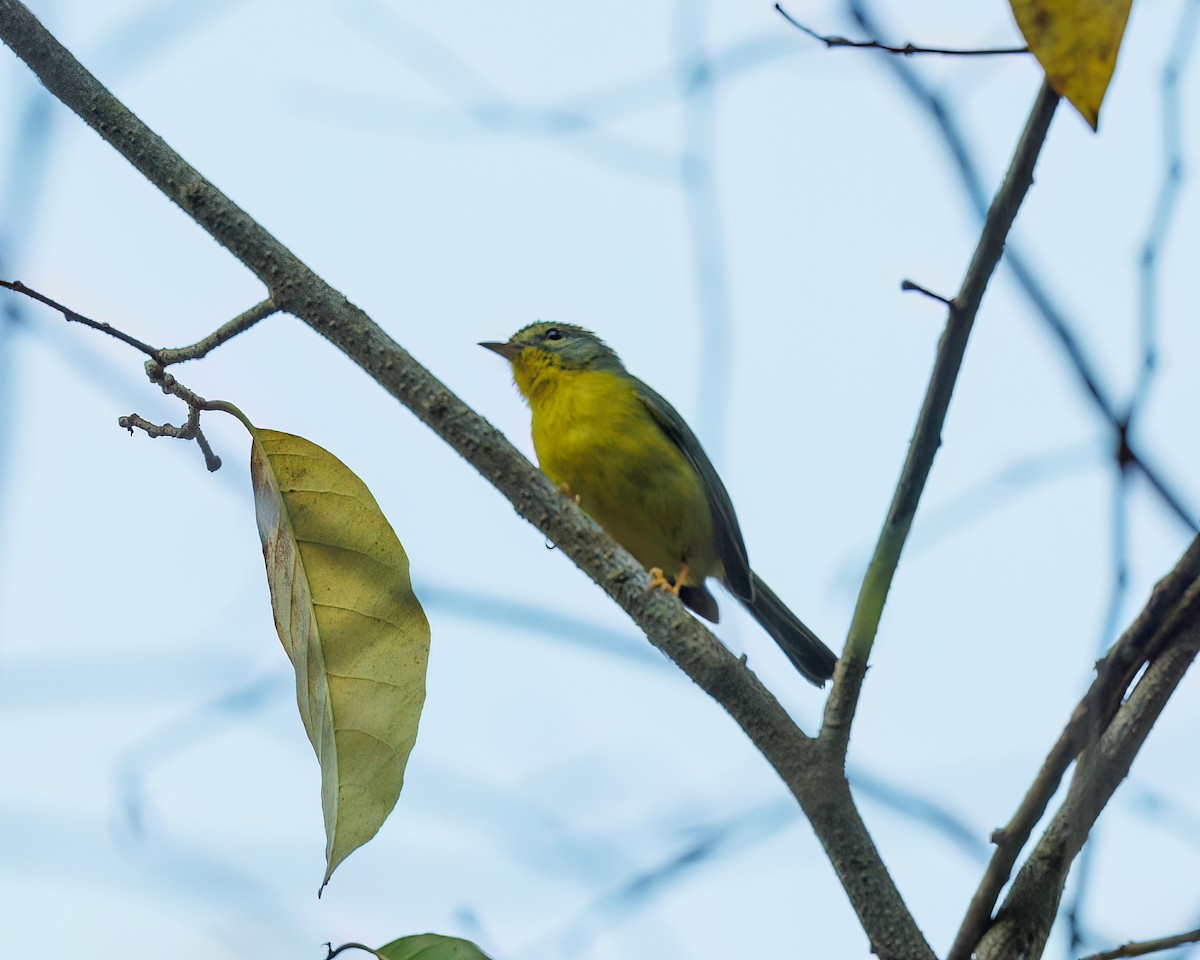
647;565;687;597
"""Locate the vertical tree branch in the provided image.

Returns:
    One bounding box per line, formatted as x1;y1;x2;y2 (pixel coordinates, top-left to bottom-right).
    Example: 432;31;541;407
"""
821;80;1060;753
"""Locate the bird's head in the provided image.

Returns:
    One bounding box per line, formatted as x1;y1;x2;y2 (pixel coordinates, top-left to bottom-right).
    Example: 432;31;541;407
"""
481;322;624;398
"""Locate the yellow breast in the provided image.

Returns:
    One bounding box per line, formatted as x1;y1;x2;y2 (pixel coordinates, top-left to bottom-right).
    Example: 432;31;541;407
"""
525;366;717;585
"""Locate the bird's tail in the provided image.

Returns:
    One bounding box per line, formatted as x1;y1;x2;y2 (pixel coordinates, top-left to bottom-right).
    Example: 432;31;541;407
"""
740;572;837;687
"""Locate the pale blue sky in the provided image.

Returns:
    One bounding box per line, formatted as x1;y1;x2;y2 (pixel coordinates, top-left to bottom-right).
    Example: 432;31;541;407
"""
1;1;1198;958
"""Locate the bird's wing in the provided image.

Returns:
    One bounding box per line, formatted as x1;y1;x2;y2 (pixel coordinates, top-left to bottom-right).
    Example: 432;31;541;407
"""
633;377;754;602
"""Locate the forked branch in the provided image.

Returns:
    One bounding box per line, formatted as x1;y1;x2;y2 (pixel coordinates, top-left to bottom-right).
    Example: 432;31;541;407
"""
948;537;1200;960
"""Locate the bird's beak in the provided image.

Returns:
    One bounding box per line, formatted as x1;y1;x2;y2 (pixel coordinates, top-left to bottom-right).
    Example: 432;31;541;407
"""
479;340;522;360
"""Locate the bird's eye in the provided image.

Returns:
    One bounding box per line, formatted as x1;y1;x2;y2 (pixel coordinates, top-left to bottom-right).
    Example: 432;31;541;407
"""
544;327;563;341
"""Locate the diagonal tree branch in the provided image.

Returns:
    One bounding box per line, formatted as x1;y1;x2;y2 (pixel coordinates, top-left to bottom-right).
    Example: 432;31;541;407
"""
948;535;1200;960
974;588;1200;960
0;3;932;954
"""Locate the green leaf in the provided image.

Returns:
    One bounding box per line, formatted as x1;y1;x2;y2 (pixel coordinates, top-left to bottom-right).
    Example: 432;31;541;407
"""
376;934;493;960
250;428;430;890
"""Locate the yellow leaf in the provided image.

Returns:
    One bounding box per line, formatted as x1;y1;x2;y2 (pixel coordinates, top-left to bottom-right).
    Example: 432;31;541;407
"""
1010;0;1132;129
250;428;430;890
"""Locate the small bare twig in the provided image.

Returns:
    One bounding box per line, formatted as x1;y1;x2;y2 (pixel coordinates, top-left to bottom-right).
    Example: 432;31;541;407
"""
118;413;189;440
0;279;232;471
900;278;953;306
0;279;159;355
192;423;221;471
774;5;1027;57
1080;926;1200;960
157;297;277;366
130;365;226;471
1;278;279;371
118;402;222;472
146;363;205;407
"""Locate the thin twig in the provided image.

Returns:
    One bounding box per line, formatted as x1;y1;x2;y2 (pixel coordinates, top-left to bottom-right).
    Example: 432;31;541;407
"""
157;297;277;366
191;424;221;471
1;277;229;471
148;365;206;408
820;80;1060;757
0;279;158;355
900;278;953;306
1080;925;1200;960
144;369;225;471
0;274;230;470
118;413;189;440
775;5;1027;57
118;406;222;471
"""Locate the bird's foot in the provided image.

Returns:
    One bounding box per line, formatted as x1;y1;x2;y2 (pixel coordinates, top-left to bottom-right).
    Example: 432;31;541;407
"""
557;482;582;505
647;564;688;597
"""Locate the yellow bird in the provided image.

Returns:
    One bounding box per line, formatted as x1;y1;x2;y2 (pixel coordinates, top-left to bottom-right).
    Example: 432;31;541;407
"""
482;322;837;686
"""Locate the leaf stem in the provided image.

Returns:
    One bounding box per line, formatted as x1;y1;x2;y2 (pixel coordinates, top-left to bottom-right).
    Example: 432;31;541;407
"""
201;399;256;432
